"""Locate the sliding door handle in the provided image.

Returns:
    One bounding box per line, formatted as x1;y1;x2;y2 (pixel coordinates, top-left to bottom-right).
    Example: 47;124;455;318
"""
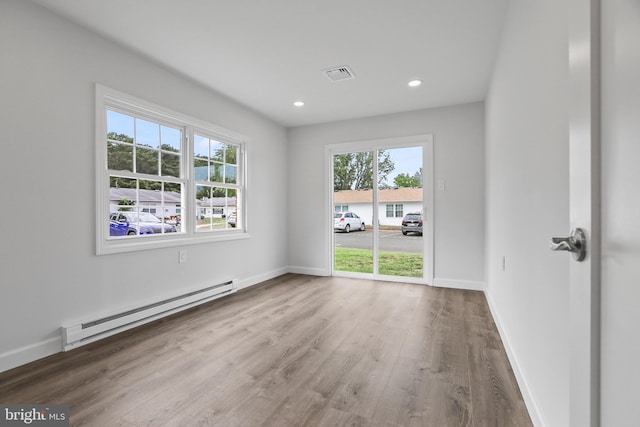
549;228;586;261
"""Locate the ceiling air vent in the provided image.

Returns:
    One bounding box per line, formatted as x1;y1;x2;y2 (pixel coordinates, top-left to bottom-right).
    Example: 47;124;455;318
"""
323;65;355;82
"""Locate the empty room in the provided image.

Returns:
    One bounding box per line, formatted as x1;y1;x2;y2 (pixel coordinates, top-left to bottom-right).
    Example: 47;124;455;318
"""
1;1;637;426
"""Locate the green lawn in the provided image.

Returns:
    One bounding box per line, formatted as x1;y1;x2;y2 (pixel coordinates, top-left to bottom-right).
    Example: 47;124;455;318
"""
334;247;423;278
196;217;227;226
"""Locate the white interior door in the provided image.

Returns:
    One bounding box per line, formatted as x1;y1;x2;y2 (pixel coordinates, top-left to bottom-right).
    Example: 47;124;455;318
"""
568;3;640;424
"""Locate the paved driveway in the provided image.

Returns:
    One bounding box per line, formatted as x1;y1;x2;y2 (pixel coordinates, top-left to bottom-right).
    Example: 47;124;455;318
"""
334;229;423;253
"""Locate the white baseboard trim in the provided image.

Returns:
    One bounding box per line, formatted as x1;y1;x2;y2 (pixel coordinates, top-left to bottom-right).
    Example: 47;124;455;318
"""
286;266;330;276
235;267;290;290
432;277;485;291
0;337;61;374
484;291;545;427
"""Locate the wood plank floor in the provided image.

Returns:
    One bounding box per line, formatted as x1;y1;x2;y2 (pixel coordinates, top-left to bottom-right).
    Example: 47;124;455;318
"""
0;274;532;426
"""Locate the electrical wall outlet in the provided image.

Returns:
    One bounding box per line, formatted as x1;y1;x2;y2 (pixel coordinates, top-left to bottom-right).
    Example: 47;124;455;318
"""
179;249;187;263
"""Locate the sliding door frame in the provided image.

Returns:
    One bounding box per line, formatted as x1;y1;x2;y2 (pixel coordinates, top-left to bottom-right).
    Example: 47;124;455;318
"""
325;134;434;284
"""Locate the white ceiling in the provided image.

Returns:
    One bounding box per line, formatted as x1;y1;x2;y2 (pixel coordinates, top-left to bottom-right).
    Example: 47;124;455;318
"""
32;0;509;128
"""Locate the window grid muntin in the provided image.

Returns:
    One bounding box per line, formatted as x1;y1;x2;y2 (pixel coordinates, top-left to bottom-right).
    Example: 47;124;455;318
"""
192;132;242;234
195;185;239;233
105;106;187;241
193;134;239;185
108;175;185;238
107;108;183;178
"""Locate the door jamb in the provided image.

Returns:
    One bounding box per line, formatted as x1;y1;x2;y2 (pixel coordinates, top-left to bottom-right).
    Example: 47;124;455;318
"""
568;0;601;425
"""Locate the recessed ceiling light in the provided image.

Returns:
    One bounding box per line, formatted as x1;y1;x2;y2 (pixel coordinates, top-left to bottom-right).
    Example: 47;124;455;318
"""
408;79;422;87
293;101;305;107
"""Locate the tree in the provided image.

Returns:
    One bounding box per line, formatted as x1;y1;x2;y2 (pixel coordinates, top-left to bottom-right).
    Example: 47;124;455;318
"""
196;186;236;200
333;151;395;190
107;132;181;189
393;168;422;188
208;144;237;184
117;197;135;211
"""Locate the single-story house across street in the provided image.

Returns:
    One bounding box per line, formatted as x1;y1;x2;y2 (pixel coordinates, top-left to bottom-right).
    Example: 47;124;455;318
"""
109;188;236;219
333;187;423;227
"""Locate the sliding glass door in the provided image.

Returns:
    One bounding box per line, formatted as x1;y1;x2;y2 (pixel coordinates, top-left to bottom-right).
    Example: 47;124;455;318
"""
333;151;374;273
377;146;423;278
331;136;432;283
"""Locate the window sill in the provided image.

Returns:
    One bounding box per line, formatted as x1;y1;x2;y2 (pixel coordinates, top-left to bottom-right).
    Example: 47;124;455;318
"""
97;231;250;255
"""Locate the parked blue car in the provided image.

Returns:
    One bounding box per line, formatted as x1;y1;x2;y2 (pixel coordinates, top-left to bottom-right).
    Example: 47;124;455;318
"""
109;212;176;236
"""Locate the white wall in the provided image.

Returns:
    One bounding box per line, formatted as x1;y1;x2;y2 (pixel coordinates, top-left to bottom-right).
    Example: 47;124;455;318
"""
485;1;569;425
0;1;288;371
288;102;485;287
601;1;640;425
378;202;423;227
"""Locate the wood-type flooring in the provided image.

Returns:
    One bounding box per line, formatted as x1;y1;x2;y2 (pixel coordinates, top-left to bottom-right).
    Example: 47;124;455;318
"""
0;274;532;426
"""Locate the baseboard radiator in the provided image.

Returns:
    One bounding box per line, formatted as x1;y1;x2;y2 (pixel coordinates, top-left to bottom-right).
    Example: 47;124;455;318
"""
61;280;236;351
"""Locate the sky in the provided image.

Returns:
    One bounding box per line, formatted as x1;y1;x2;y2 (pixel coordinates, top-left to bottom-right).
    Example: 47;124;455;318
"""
384;146;423;186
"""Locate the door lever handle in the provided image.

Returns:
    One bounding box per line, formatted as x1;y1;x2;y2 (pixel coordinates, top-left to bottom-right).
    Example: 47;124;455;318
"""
549;228;586;261
549;238;573;251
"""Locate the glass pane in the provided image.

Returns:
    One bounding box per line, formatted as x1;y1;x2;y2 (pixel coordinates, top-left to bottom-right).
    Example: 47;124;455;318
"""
161;125;181;152
210;163;223;182
107;110;134;141
225;164;237;184
212;187;228;230
333;151;373;273
194;134;209;158
195;185;212;232
110;176;136;190
378;146;423;278
211;141;225;162
107;143;133;172
136;146;159;175
225;144;238;165
162;183;182;233
109;177;136;238
135;118;159;149
161;152;180;177
225;188;238;229
193;186;238;232
194;158;208;181
139;179;161;191
164;182;181;192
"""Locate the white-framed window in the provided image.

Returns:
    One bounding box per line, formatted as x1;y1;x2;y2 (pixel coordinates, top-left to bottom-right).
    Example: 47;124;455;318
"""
335;205;349;212
386;203;403;217
96;85;248;255
385;204;394;217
